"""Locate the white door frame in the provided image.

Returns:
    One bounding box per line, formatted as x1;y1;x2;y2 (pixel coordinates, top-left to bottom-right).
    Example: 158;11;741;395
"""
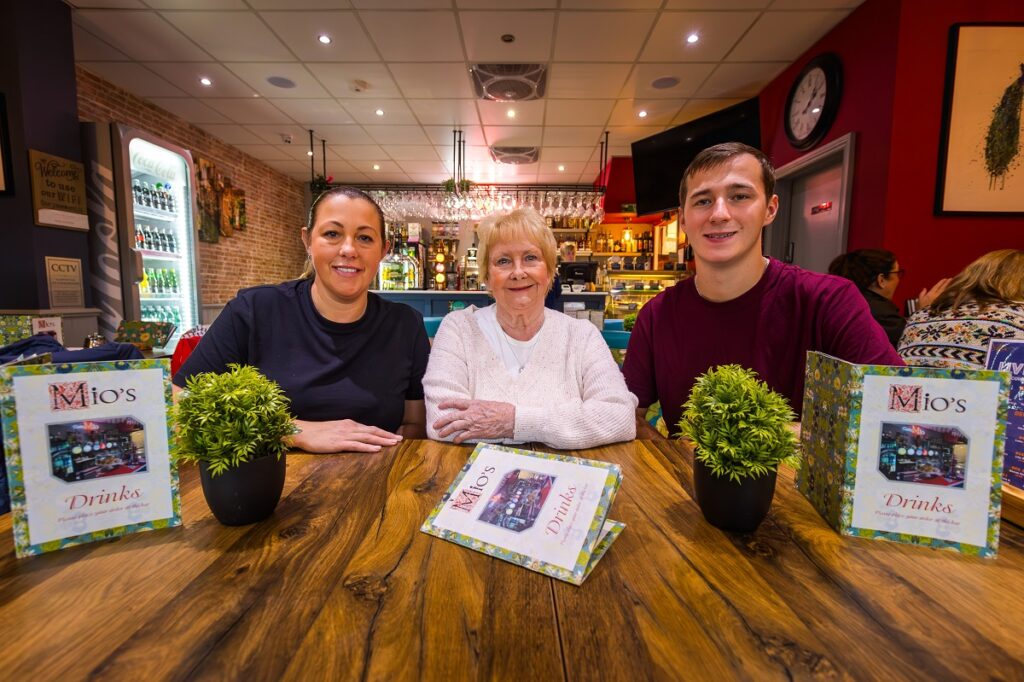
768;132;857;264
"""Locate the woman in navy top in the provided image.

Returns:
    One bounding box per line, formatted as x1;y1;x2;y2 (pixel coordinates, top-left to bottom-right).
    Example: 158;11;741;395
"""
174;187;429;453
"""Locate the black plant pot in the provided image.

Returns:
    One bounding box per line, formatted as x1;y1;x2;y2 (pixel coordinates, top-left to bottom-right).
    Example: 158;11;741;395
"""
692;458;777;533
199;453;286;526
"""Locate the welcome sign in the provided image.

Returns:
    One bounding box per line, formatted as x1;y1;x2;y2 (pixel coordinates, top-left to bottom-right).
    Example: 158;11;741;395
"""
798;352;1008;557
0;359;181;558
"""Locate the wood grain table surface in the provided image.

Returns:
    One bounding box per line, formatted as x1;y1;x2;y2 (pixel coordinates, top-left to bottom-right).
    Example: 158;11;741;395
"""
1;439;1022;681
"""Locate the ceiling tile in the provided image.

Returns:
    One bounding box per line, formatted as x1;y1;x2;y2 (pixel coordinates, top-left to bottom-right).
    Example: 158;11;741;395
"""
407;99;481;126
262;158;310;174
771;0;864;8
554;12;657;62
538;146;597;162
145;0;247;7
72;24;128;61
542;126;603;147
665;0;769;7
341;99;417;125
78;62;186;97
397;160;447;174
365;125;430;145
306;63;402;99
547;64;631;99
260;11;379;62
390;63;475;99
248;0;354;6
244;124;317;145
351;0;450;7
361;160;403;173
381;145;440;161
459;12;555;63
311;125;375;145
232;144;294;161
225;63;330;99
544;100;615;127
608;99;685;126
203;98;294;124
478;100;545;127
161;11;293;61
148;97;233;123
641;11;759;62
359;12;463;61
144;62;257;98
437;146;493;166
672;98;744;124
424;126;487;146
620;62;718;99
605;126;666;145
695;62;787;98
727;11;850;62
278;144;323;162
456;0;556;6
270;98;354;125
67;0;147;7
73;11;211;61
538;161;586;174
406;173;448;183
196;124;266;145
484;126;543;147
330;171;371;182
330;145;385;160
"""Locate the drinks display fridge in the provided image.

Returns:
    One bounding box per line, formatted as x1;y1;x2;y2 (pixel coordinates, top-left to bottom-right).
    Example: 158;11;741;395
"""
83;123;202;350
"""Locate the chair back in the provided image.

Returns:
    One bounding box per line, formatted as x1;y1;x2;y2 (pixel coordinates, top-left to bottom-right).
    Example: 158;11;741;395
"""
423;316;443;339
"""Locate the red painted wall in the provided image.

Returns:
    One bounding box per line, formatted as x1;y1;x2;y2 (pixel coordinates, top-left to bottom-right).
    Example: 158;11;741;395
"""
760;0;1024;304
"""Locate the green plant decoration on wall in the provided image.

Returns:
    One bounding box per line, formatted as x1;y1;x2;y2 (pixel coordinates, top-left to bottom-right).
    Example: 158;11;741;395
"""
985;64;1023;190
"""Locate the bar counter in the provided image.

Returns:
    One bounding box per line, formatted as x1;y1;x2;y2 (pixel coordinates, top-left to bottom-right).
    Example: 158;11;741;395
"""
373;289;607;316
1;439;1022;680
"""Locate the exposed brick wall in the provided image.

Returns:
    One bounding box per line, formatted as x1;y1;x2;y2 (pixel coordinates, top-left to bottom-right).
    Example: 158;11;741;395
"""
75;66;308;305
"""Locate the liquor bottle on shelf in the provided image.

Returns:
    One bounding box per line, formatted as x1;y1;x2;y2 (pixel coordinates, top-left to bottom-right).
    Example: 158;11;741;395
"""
142;182;152;207
165;229;177;254
132;179;142;205
135;224;146;250
166;184;176;214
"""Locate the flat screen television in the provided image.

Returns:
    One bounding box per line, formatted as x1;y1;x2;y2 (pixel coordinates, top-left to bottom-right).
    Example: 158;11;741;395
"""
631;98;761;216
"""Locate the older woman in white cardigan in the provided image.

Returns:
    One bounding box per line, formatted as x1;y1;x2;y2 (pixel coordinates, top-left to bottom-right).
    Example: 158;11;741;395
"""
424;208;636;449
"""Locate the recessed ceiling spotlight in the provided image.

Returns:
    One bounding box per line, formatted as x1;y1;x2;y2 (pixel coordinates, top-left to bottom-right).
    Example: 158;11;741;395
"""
558;165;565;172
252;93;260;98
199;77;213;87
506;109;516;119
317;34;332;45
686;33;700;44
306;150;313;156
267;76;297;89
501;34;516;43
651;76;680;90
375;108;385;116
812;107;821;114
372;164;381;170
638;110;648;118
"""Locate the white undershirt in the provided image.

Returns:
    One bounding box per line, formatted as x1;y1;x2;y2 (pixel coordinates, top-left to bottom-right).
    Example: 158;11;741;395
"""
474;304;542;376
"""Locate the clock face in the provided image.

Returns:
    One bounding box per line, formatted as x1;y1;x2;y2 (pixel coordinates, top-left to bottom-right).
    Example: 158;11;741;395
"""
788;67;828;141
784;54;842;150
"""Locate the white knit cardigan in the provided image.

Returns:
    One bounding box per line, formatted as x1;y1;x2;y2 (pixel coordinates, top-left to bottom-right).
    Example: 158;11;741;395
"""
424;306;637;449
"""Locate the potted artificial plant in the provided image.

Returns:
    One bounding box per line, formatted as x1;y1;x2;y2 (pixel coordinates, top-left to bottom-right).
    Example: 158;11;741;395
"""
175;364;294;526
678;364;798;533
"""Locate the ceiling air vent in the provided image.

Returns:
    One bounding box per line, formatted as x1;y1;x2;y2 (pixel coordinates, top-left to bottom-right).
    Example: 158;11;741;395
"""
490;146;540;165
471;64;547;101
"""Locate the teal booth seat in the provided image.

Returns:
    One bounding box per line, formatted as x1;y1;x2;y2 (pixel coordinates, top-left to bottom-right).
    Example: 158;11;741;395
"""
604;319;625;331
601;329;630;349
423;316;443;338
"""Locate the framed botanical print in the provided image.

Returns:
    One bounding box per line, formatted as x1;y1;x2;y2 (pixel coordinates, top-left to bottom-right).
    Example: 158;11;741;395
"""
935;24;1024;215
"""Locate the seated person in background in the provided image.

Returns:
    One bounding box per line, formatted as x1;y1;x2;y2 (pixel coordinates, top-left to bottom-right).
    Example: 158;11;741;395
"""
174;187;429;453
898;249;1024;369
424;208;636;449
827;249;950;348
623;142;903;439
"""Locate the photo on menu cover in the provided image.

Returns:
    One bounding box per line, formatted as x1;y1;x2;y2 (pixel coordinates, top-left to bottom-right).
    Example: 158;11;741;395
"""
47;417;147;483
477;469;555;532
877;422;968;489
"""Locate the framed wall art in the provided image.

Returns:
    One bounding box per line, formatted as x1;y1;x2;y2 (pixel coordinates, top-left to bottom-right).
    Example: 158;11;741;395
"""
935;23;1024;215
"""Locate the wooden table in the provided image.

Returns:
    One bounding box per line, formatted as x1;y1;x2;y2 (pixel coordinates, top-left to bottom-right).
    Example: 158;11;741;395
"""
1;440;1022;681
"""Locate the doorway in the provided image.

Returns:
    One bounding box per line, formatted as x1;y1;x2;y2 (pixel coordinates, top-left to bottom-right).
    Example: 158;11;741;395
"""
766;133;856;273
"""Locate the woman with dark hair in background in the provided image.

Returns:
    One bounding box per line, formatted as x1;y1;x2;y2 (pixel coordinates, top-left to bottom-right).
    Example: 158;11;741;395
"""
174;186;429;452
898;249;1024;370
828;248;950;347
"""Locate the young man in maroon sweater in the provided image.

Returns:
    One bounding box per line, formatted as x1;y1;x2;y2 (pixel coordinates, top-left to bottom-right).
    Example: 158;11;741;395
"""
622;142;902;438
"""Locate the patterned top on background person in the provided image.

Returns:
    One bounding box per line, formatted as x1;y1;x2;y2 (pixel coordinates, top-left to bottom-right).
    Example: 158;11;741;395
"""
897;301;1024;370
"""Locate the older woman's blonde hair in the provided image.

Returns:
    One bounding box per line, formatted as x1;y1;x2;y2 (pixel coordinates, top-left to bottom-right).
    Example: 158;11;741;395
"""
476;208;558;291
929;249;1024;312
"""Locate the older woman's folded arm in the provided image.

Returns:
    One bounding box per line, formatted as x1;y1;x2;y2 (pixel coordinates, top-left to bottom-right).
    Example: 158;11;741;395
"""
513;325;637;449
423;316;475;442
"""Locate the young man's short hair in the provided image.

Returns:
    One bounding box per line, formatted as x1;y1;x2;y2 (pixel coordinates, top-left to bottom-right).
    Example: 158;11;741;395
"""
678;142;777;207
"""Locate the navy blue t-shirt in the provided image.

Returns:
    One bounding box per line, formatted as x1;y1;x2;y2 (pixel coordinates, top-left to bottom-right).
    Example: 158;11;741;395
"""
173;279;429;431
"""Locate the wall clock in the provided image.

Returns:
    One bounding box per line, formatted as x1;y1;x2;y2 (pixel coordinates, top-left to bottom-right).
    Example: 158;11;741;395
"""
784;53;843;150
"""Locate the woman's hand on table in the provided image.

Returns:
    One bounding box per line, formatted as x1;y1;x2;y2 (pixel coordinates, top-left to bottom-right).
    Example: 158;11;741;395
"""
433;399;515;444
287;419;401;454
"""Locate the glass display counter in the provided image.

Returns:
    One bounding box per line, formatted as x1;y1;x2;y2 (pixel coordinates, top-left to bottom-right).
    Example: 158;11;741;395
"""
604;271;685;318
